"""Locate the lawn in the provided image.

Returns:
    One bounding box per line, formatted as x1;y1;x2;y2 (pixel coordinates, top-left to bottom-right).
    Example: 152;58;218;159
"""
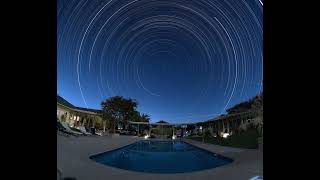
186;128;261;149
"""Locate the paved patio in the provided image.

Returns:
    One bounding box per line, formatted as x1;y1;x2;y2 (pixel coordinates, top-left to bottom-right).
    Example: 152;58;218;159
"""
57;134;262;180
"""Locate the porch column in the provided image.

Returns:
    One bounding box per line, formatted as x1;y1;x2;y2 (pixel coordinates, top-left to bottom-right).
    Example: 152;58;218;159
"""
172;126;174;137
86;118;91;129
66;112;70;123
71;113;75;124
103;120;106;133
227;120;230;133
161;125;163;138
67;113;71;124
74;114;78;126
82;117;86;127
92;116;96;128
70;113;74;123
222;120;225;133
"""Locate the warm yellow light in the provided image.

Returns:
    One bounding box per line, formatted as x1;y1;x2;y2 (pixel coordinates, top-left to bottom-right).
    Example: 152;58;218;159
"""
222;133;229;138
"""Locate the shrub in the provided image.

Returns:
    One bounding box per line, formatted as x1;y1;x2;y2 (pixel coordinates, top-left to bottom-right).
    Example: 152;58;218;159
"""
216;131;220;137
203;130;212;140
150;135;156;138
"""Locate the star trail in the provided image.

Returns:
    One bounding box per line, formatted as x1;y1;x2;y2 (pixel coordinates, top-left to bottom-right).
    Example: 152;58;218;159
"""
57;0;263;123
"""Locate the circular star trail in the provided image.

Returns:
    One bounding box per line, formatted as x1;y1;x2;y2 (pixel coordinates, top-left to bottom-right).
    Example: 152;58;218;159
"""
57;0;263;123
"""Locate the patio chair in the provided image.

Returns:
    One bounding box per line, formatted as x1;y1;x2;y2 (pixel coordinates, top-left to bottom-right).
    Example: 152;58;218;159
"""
57;122;74;136
61;122;83;136
77;126;92;135
96;130;104;136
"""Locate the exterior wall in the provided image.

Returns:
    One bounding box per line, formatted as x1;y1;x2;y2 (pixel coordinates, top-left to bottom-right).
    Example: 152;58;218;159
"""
200;112;259;137
57;105;71;122
57;103;102;129
57;108;65;118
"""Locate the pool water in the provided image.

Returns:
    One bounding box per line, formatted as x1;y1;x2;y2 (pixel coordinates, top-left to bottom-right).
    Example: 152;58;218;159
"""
89;140;233;173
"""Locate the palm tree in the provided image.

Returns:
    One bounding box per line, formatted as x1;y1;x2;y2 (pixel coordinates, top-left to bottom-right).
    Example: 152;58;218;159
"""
140;113;150;122
127;110;141;122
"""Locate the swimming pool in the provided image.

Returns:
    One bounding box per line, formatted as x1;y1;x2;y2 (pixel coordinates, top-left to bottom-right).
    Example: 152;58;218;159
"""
89;140;233;173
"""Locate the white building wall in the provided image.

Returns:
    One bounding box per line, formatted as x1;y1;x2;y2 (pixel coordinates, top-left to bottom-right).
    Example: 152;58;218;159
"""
57;108;67;119
57;106;72;122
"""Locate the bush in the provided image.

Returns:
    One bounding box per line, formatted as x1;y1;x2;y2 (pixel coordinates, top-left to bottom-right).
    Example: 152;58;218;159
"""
203;130;211;140
215;131;220;137
151;128;160;135
150;135;156;138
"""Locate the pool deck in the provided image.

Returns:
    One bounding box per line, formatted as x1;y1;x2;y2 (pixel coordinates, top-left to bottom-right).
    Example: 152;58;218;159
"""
57;134;263;180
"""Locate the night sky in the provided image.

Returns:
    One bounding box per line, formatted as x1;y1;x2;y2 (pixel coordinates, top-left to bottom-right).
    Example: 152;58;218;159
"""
57;0;263;123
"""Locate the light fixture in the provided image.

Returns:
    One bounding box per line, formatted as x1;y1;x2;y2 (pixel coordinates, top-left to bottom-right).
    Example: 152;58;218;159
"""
222;133;229;138
144;135;149;139
172;135;176;140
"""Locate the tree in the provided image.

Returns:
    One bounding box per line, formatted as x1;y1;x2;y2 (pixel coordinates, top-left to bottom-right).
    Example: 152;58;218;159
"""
127;110;141;122
126;112;151;135
202;129;211;142
226;93;263;114
139;113;150;135
101;96;138;133
140;113;150;122
252;94;263;116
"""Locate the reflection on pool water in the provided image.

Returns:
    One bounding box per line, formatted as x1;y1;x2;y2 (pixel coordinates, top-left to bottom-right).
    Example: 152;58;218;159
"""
90;140;233;173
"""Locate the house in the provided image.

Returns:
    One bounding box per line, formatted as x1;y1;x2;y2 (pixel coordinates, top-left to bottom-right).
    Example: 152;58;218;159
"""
57;95;105;131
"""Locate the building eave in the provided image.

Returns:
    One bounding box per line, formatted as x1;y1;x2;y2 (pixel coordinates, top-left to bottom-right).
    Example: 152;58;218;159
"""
57;102;98;115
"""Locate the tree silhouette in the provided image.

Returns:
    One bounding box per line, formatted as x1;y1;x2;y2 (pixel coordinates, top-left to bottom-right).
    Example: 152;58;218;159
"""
101;96;138;133
140;113;150;122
